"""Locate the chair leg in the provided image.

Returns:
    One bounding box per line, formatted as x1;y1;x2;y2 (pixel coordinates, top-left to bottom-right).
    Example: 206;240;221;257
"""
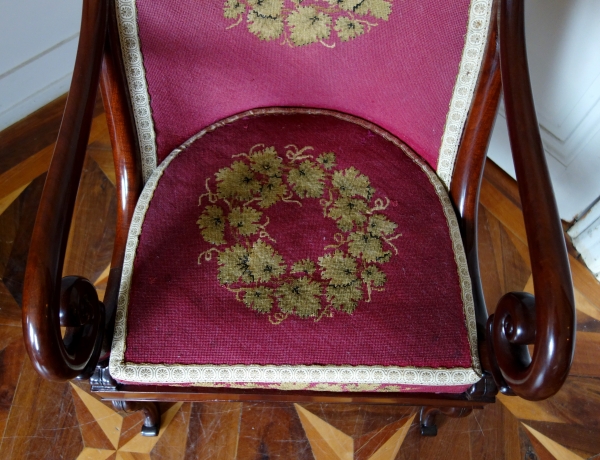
419;406;473;436
113;401;161;436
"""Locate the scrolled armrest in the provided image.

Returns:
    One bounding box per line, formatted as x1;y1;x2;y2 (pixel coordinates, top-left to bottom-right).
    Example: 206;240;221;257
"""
59;277;105;379
488;0;576;400
23;276;105;381
22;0;109;381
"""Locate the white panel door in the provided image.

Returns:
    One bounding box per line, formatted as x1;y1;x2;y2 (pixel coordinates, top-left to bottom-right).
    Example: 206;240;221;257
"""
488;0;600;221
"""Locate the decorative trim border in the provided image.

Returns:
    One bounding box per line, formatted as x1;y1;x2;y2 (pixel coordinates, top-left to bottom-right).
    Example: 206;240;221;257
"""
115;0;157;182
175;381;469;392
436;0;494;188
112;365;478;388
109;107;481;388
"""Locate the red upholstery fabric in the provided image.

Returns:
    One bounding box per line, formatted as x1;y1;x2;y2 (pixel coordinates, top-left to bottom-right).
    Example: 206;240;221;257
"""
133;0;472;168
112;111;478;392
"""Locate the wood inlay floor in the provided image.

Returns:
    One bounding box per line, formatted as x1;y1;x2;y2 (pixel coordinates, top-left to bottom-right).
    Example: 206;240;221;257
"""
0;96;599;460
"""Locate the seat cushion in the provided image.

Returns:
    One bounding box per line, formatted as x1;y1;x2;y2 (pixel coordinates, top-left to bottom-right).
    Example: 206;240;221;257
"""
109;109;480;392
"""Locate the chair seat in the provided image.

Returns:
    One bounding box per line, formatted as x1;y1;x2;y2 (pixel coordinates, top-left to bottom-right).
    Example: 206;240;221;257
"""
109;108;480;393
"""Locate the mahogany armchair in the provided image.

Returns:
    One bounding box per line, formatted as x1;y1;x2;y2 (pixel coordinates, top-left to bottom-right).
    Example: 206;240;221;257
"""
22;0;575;437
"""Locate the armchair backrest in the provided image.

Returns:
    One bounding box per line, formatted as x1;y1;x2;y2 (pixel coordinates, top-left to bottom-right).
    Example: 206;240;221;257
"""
114;0;494;183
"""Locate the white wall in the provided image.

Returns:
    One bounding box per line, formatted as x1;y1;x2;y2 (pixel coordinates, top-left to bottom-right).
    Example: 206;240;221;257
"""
0;0;81;131
488;0;600;221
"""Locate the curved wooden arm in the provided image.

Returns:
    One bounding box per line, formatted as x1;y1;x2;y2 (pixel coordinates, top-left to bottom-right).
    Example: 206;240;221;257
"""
22;0;109;381
487;0;576;400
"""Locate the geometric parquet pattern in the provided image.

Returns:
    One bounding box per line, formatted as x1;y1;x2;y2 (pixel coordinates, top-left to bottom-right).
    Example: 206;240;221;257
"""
0;96;599;459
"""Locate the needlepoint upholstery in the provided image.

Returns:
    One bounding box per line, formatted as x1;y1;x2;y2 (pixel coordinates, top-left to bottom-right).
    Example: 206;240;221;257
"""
115;0;493;184
109;110;481;392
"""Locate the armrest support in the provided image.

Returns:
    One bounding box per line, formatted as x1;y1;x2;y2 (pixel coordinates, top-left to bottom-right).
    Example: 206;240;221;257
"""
488;0;576;400
451;0;501;335
96;5;144;358
22;0;109;381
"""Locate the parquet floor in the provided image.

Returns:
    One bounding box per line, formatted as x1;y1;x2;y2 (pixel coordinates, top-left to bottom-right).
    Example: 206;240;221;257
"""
0;96;599;460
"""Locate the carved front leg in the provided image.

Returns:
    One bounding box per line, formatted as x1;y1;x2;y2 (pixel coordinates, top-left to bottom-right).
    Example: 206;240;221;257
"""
113;400;161;436
419;406;473;436
90;364;118;391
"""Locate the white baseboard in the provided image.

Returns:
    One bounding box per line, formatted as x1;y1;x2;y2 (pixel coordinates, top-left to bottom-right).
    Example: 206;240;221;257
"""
568;200;600;281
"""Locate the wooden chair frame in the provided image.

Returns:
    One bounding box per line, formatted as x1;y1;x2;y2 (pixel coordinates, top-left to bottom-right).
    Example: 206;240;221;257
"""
22;0;576;436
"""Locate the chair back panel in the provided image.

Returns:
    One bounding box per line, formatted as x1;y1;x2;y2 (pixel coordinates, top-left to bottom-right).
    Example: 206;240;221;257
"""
115;0;493;183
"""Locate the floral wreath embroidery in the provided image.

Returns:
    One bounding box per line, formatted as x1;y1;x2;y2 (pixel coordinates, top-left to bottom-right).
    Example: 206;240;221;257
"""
223;0;393;48
197;144;401;324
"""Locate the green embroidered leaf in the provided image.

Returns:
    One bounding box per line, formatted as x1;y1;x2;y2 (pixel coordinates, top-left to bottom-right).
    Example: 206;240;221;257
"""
197;205;226;245
276;277;322;317
292;259;316;274
247;240;287;282
319;250;358;286
247;10;284;41
216;161;260;200
361;265;387;287
334;16;365;42
325;0;363;11
326;283;363;313
243;286;275;313
316;152;336;170
224;0;245;19
259;177;287;208
217;244;252;284
332;167;371;198
354;0;392;20
348;231;384;262
287;160;325;198
228;206;263;236
328;197;368;231
287;6;332;46
248;0;283;16
249;146;283;176
368;214;397;236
